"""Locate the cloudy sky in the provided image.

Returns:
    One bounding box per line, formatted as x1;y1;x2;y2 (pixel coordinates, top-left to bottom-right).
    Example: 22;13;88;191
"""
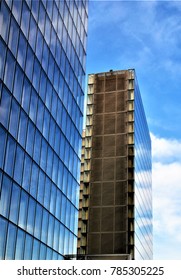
86;0;181;259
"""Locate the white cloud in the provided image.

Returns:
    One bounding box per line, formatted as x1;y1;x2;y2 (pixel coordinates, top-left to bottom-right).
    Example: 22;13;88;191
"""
152;133;181;259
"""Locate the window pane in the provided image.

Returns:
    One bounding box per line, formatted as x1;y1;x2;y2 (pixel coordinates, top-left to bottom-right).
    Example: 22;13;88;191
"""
27;197;36;235
32;59;41;91
21;77;31;113
0;174;12;218
18;190;28;230
24;234;33;260
21;1;30;37
5;223;17;259
29;88;38;123
4;51;15;91
37;170;45;204
9;183;21;224
30;162;39;198
8;16;19;56
17;32;27;70
0;1;10;42
40;138;48;171
34;204;43;240
13;64;24;103
15;229;25;259
22;154;32;192
47;215;54;248
32;239;40;260
0;87;11;128
18;110;28;148
44;177;51;210
39;243;46;260
14;145;24;185
12;0;22;24
28;15;37;51
0;126;7;169
50;184;56;215
33;129;42;164
0;217;8;259
0;39;6;79
41;209;49;243
25;46;34;81
4;135;16;177
26;120;35;156
9;98;20;138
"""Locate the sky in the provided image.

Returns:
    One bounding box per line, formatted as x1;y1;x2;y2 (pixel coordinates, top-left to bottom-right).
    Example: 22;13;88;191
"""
86;0;181;259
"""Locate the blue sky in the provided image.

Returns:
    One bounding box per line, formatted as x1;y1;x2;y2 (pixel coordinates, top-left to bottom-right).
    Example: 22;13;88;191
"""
86;0;181;259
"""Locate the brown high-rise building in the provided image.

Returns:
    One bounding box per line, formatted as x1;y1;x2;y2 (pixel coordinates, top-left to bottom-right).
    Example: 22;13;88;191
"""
77;69;152;260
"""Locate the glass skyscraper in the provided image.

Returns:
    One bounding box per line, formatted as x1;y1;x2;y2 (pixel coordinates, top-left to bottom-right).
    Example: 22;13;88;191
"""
0;0;88;259
78;69;152;260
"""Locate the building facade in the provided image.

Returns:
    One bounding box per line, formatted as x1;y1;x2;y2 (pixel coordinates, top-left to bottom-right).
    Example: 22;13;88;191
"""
78;70;152;260
0;0;88;259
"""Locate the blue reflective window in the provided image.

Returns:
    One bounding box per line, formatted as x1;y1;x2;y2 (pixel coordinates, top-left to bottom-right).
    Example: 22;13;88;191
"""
46;247;53;260
45;14;51;45
39;70;47;102
35;29;43;62
33;59;41;92
13;145;24;185
36;99;45;133
18;110;28;148
32;0;40;21
40;138;48;171
48;54;54;82
26;120;35;156
0;38;7;79
42;40;49;72
17;32;27;70
24;234;33;260
9;98;20;138
22;155;32;191
4;135;16;177
33;129;42;164
0;174;12;218
52;154;58;184
29;88;38;123
46;146;53;178
25;46;34;81
57;160;63;189
27;197;36;235
55;190;62;220
4;51;15;91
28;15;37;51
54;125;60;155
61;195;66;224
0;217;8;259
41;209;49;243
5;223;17;259
59;224;65;253
15;228;25;259
13;64;24;103
0;126;7;169
64;228;69;255
38;1;46;34
30;162;39;198
44;177;51;210
50;27;57;57
9;183;20;224
48;118;55;148
12;0;22;24
21;1;30;37
43;108;50;140
39;243;46;260
1;1;10;42
62;167;68;195
34;204;43;240
32;239;40;260
50;184;57;215
65;200;71;229
37;170;45;204
47;215;55;247
53;220;60;251
18;190;28;230
45;82;52;111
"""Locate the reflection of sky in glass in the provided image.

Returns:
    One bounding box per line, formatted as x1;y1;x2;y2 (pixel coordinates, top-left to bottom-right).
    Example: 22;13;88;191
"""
134;73;152;259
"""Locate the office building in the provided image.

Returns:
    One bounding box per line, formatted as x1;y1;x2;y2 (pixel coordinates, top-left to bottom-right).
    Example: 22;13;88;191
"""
78;69;152;260
0;0;88;259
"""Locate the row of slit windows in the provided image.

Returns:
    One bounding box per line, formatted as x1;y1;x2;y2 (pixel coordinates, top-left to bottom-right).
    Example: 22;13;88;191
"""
0;84;81;182
0;216;77;260
1;0;87;89
0;125;80;210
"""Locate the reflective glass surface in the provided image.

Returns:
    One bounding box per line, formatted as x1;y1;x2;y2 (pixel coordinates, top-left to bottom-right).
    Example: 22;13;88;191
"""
134;74;153;259
0;0;88;259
